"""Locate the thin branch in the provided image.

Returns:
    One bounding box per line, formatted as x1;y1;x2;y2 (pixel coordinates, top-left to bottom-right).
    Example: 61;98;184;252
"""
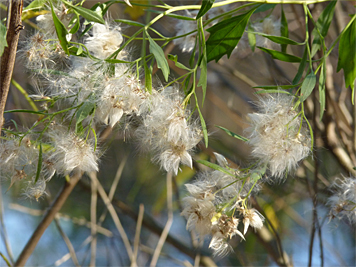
14;171;83;266
54;236;92;266
90;172;98;267
9;203;113;237
131;204;144;267
54;217;80;267
0;0;24;130
98;155;128;225
90;173;133;259
150;172;173;267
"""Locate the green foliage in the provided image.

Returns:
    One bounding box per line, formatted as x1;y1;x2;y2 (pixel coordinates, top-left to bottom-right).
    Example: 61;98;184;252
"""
75;101;95;133
0;23;7;57
168;54;191;71
311;1;336;57
34;144;43;184
337;16;356;96
206;7;258;62
300;73;316;102
51;2;69;54
257;47;301;62
319;60;326;120
23;0;48;11
216;125;249;142
63;1;105;24
196;159;234;176
196;0;215;19
148;35;170;82
280;6;289;53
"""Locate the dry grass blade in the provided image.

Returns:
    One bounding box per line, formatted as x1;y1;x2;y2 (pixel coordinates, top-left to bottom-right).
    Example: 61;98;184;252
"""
150;172;173;267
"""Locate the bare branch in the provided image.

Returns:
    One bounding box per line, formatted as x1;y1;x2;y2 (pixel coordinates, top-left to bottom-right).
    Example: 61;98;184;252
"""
14;172;83;266
54;217;80;267
150;172;173;267
0;0;24;130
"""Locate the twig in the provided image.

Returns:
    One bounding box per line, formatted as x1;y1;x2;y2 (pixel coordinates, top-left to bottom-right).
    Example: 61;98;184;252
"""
14;171;83;266
0;0;24;130
131;204;144;267
90;172;98;267
54;217;80;267
98;155;128;224
9;203;113;237
54;236;92;266
0;184;14;264
90;173;133;259
150;172;173;267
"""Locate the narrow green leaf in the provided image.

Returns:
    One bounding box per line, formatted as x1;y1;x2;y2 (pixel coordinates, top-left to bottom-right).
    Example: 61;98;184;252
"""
197;49;208;105
69;14;80;34
168;54;191;71
337;16;356;95
247;24;256;52
253;84;298;90
254;4;276;14
206;6;258;62
197;105;208;148
0;23;7;57
23;0;47;11
115;19;145;27
35;143;43;184
76;45;83;55
144;63;152;93
216;125;249;142
248;32;303;45
64;2;105;24
293;46;308;85
311;1;336;57
51;2;69;55
196;160;234;176
76;102;95;126
91;128;98;151
319;60;326;120
196;0;215;19
280;6;288;53
257;47;301;62
300;73;316;102
148;35;170;82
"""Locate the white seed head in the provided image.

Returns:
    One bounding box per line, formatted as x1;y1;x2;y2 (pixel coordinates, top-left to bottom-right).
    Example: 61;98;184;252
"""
246;94;311;179
328;177;356;224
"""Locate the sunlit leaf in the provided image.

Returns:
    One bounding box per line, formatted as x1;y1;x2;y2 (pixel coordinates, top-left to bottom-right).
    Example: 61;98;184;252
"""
148;35;170;82
258;47;301;62
311;1;336;57
337;16;356;100
206;7;258;62
51;2;69;55
196;0;215;19
216;125;249;142
196;160;234;176
300;73;316;102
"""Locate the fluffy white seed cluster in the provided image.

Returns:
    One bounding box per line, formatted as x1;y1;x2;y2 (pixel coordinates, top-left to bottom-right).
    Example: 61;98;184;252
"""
0;135;53;200
251;17;281;48
136;87;202;175
328;177;356;225
246;94;311;179
181;154;264;256
9;10;203;200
